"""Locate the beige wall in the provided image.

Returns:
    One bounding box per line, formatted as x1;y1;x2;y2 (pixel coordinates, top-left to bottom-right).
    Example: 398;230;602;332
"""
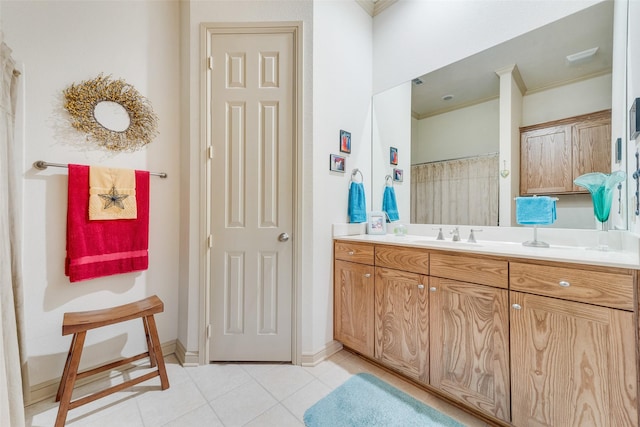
2;0;181;389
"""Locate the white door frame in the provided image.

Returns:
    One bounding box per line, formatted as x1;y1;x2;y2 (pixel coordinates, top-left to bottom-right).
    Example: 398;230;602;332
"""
199;22;303;365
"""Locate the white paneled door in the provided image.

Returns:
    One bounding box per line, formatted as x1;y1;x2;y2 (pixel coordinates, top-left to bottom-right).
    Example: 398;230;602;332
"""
207;28;295;361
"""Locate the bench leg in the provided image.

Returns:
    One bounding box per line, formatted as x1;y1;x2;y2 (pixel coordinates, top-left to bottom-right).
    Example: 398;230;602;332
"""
145;314;169;390
142;317;157;368
55;331;86;427
56;333;78;402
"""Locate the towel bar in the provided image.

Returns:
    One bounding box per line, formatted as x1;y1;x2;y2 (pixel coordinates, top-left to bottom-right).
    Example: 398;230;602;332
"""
351;168;363;182
33;160;168;178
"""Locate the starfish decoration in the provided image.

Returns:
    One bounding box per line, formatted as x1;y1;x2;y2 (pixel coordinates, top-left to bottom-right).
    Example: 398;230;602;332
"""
98;186;129;210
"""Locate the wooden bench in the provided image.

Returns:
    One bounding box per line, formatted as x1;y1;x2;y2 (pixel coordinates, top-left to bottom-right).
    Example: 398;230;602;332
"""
55;295;170;426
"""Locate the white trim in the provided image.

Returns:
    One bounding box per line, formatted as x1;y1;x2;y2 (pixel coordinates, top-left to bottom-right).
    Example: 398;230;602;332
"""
300;340;344;367
175;338;199;367
356;0;398;17
199;22;303;365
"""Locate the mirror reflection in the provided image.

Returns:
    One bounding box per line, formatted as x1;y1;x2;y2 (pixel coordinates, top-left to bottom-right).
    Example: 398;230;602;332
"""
93;100;131;132
373;1;624;230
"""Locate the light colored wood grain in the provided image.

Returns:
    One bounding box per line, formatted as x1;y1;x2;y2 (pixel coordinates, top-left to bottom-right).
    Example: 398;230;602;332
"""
430;252;508;289
374;267;429;383
375;245;429;275
334;241;374;265
571;114;611;192
429;277;510;422
334;260;375;357
520;124;572;194
510;261;634;311
510;292;637;427
519;109;611;195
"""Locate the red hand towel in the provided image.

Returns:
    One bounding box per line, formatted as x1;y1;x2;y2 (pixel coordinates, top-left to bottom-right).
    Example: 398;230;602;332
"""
65;164;150;282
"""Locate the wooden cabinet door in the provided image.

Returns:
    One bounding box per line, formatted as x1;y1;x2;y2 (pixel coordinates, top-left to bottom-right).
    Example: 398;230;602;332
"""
375;267;429;383
510;292;637;427
429;277;511;422
520;125;572;194
334;260;374;357
572;115;611;192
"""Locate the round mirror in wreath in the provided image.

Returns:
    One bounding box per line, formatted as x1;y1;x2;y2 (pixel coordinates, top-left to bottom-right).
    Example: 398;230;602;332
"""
63;74;158;151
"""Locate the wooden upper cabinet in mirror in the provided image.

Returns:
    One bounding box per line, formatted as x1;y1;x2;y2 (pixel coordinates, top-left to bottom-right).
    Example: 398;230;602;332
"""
520;110;611;195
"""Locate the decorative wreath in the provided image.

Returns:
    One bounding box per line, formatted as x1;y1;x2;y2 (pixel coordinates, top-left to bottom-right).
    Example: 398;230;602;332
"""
63;74;158;151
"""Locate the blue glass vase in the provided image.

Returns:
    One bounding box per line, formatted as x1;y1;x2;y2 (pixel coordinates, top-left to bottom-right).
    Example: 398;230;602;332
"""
574;171;625;250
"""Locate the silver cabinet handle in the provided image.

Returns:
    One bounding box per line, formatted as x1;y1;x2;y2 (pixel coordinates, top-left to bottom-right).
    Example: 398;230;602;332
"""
348;251;354;255
512;304;522;310
364;273;371;278
558;280;570;287
429;287;436;292
278;233;290;242
417;284;424;289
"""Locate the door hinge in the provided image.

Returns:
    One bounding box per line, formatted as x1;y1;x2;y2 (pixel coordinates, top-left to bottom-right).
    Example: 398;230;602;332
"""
207;146;214;159
208;56;214;70
207;234;213;248
206;324;211;339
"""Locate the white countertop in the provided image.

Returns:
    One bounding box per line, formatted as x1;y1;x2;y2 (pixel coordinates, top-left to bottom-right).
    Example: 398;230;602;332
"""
334;233;640;270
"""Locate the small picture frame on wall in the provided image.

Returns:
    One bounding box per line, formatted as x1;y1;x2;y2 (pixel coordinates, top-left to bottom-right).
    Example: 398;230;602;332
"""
390;147;398;165
393;168;403;182
340;130;351;154
329;154;345;172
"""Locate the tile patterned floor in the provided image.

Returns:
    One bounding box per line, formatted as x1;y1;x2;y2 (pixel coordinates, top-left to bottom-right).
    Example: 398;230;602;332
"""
25;350;490;426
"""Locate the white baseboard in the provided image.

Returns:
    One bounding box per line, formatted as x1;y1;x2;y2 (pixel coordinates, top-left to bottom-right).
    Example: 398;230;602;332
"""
174;339;200;367
27;340;176;406
300;340;343;367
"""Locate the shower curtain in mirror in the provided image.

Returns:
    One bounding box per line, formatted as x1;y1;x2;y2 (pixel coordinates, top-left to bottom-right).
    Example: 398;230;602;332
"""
411;154;499;226
0;38;26;427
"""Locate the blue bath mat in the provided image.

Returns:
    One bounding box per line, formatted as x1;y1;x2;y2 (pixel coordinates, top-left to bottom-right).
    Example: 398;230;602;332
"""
303;373;465;426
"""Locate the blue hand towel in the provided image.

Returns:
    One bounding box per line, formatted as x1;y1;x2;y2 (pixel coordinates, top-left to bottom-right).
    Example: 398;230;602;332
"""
348;181;366;223
382;186;399;222
516;196;557;225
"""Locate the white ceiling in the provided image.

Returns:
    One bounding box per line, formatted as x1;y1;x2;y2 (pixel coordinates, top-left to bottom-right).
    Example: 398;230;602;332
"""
411;1;614;119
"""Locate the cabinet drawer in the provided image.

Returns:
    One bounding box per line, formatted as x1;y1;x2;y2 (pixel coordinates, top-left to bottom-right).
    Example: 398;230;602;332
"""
430;253;508;289
334;241;374;265
510;262;634;311
375;245;429;275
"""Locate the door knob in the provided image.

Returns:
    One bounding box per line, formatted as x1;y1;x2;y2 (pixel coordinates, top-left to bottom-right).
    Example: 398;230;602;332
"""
278;232;290;242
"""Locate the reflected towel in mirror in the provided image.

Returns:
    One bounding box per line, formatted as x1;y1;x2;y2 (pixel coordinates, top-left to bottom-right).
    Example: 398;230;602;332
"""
382;186;399;222
515;196;557;225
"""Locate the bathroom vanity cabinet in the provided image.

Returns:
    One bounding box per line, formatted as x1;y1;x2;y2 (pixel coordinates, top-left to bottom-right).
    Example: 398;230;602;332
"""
333;238;638;427
429;253;511;422
509;261;637;426
374;246;429;383
520;109;611;195
333;241;375;357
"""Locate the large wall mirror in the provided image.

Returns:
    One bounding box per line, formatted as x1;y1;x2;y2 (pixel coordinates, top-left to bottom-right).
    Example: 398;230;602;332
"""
372;1;628;230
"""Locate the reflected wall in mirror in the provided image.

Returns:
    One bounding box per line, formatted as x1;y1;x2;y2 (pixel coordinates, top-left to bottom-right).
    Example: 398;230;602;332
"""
372;1;628;230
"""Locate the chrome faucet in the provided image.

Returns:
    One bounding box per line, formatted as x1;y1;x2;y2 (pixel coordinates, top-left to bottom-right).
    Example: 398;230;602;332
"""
433;227;444;240
468;229;482;243
450;227;460;242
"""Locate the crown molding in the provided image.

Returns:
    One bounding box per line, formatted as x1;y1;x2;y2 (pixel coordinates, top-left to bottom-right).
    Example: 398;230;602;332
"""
356;0;398;17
